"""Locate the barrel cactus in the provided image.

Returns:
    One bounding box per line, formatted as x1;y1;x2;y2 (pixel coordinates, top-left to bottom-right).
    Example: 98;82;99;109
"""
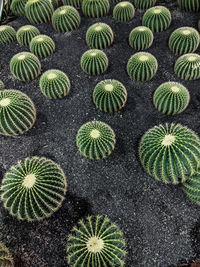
86;23;114;49
142;6;171;32
52;6;81;32
0;80;5;90
139;123;200;184
0;243;14;267
10;0;27;16
40;69;71;99
113;1;135;22
25;0;54;24
82;0;110;18
174;53;200;80
0;89;36;136
30;34;55;58
1;156;67;222
17;25;40;46
0;25;16;45
67;215;126;266
129;26;154;50
127;52;158;81
10;52;41;82
62;0;82;8
133;0;156;10
76;120;116;160
81;49;109;76
177;0;199;12
153;82;190;115
93;79;127;113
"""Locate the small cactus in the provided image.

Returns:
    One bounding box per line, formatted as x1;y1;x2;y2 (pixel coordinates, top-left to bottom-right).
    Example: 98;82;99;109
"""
93;79;127;113
86;22;114;49
139;123;200;184
169;27;200;56
76;120;116;159
0;89;36;136
81;49;109;76
133;0;156;10
40;69;71;99
10;0;27;16
0;25;16;45
127;52;158;81
67;215;126;266
129;26;154;50
62;0;82;8
174;53;200;80
30;34;55;58
0;80;5;90
177;0;200;12
1;156;67;222
17;25;40;46
10;52;41;82
25;0;54;24
52;6;81;32
142;6;171;32
153;82;190;115
0;243;14;267
82;0;110;18
113;1;135;22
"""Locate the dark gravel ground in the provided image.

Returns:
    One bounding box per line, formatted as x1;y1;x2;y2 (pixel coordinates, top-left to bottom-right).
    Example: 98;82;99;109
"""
0;1;200;266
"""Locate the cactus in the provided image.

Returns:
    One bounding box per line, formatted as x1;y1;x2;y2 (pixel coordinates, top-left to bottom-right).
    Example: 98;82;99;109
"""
142;6;171;32
76;120;116;159
174;53;200;80
30;34;55;58
129;26;154;50
0;80;5;90
49;0;58;8
10;52;41;82
40;69;71;99
25;0;54;24
52;6;81;32
67;215;126;266
82;0;110;18
177;0;199;12
1;156;67;222
133;0;156;10
93;79;127;113
139;123;200;184
127;52;158;81
0;243;14;267
62;0;82;8
86;23;114;49
10;0;27;16
17;25;40;46
113;1;135;22
81;49;109;76
169;27;200;56
0;25;16;45
153;82;190;115
0;89;36;136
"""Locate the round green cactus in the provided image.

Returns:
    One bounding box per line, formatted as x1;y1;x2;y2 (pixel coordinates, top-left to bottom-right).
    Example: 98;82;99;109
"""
142;6;171;32
0;25;16;45
82;0;110;18
133;0;156;10
25;0;54;24
174;53;200;80
93;79;127;113
129;26;154;50
40;69;71;99
0;80;5;90
76;120;116;159
0;243;14;267
153;82;190;115
62;0;82;8
177;0;199;12
10;0;27;16
30;34;55;58
139;123;200;184
17;25;40;46
0;89;36;136
52;6;81;32
113;1;135;22
67;215;126;266
127;52;158;81
1;156;67;222
86;23;114;49
81;49;109;76
169;27;200;56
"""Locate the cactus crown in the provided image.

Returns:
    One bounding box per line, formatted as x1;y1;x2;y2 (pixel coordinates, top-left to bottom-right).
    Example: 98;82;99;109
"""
0;243;14;267
17;25;40;46
113;1;135;22
0;25;16;45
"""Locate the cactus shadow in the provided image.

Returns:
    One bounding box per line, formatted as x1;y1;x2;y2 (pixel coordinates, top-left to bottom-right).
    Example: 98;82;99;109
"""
190;217;200;259
25;112;48;137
